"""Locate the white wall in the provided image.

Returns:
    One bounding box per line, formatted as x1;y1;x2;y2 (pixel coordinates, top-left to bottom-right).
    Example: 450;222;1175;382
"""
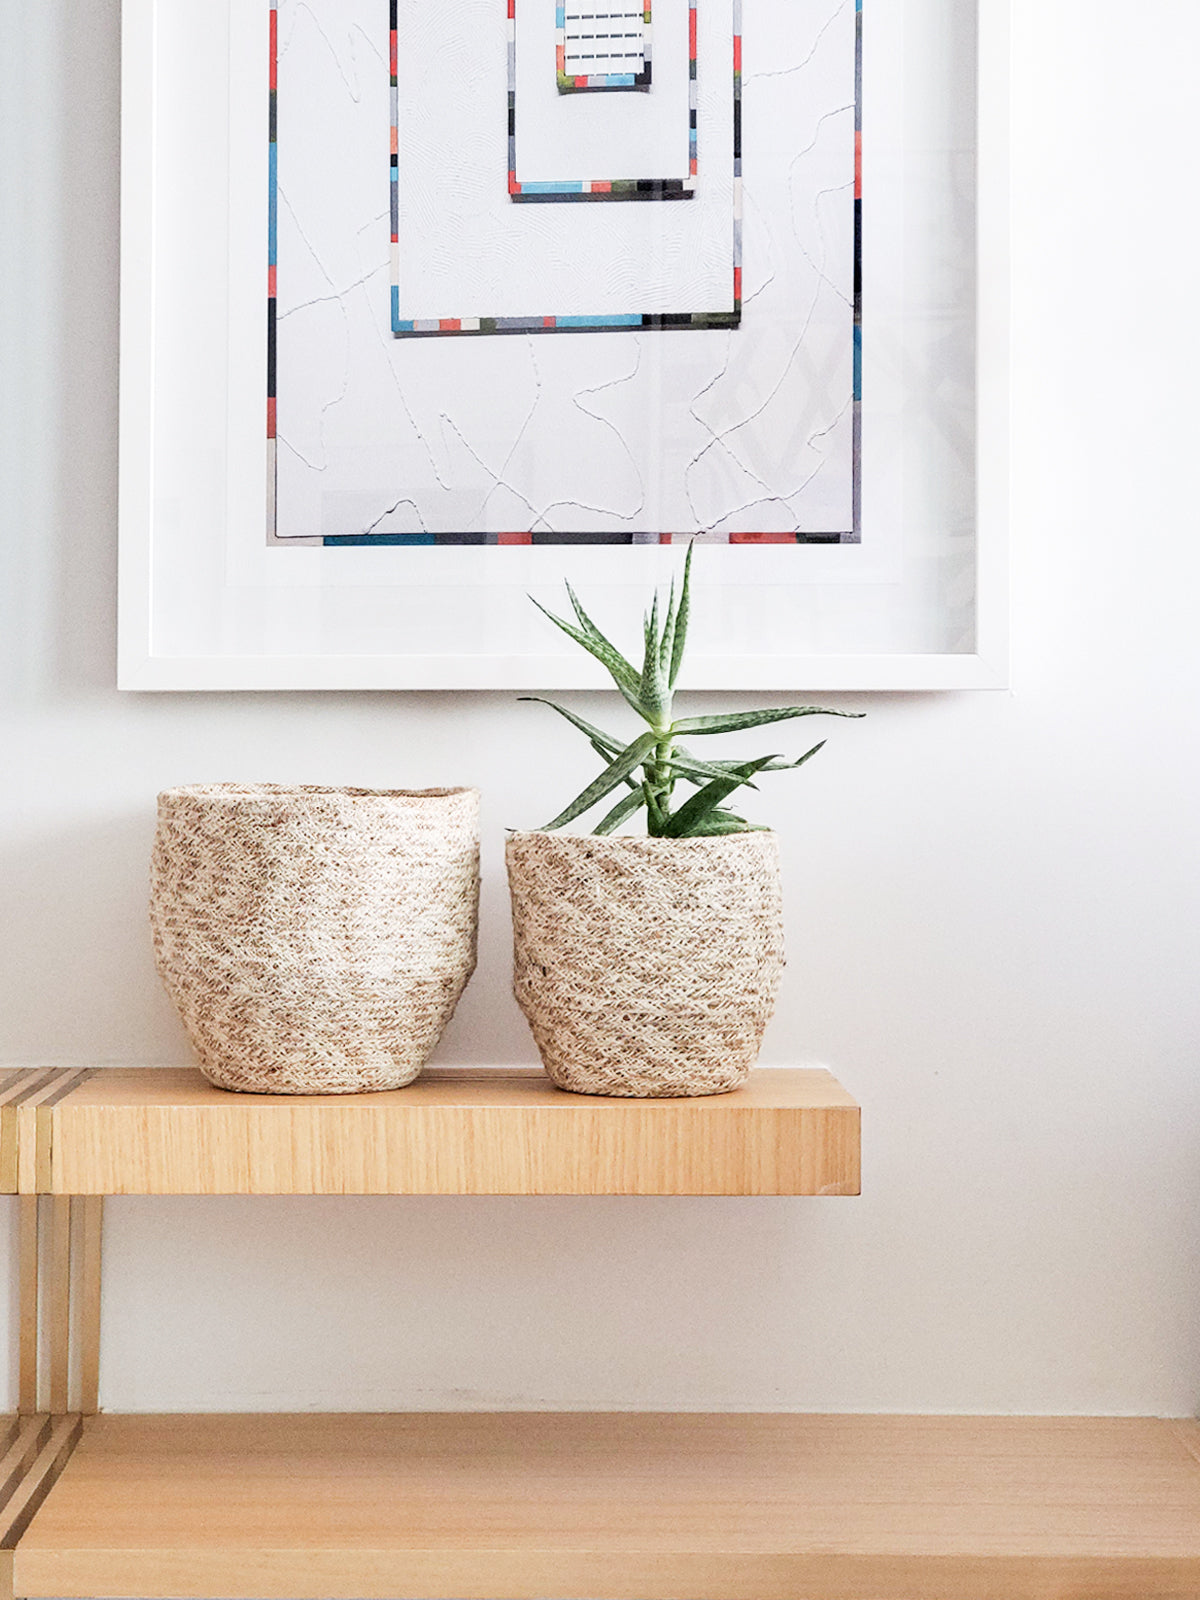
2;0;1199;1416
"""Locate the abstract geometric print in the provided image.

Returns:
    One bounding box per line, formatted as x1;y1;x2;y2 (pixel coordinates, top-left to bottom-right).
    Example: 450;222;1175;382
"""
269;0;860;545
515;0;689;201
558;2;652;92
391;0;733;331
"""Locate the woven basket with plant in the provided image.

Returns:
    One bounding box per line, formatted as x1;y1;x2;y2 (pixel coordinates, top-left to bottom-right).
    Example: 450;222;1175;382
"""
507;548;861;1097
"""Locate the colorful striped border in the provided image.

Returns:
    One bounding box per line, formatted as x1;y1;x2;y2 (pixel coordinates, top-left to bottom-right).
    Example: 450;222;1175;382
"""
852;0;862;537
270;0;860;545
318;531;850;546
267;1;278;544
509;0;694;202
390;0;726;334
556;3;652;93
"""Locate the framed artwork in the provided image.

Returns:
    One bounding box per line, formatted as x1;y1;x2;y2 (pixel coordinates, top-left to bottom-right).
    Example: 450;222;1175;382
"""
118;0;1010;690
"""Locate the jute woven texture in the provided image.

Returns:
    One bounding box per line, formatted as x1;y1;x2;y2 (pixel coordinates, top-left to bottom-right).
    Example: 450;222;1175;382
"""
150;785;480;1095
506;830;784;1097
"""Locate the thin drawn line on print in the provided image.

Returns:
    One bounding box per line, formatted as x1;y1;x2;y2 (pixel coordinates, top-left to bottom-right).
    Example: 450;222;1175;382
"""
557;2;652;93
268;1;855;543
511;0;693;200
852;0;861;539
389;0;727;334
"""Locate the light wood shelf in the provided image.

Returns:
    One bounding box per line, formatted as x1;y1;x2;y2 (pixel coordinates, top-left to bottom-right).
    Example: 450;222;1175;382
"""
7;1067;1191;1599
2;1066;860;1197
10;1411;1200;1600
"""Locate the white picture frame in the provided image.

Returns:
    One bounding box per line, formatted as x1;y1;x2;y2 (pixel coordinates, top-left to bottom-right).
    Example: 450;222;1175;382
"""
117;0;1010;692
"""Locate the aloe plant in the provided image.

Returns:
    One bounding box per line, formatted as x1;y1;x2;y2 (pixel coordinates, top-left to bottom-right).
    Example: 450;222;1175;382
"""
522;546;863;837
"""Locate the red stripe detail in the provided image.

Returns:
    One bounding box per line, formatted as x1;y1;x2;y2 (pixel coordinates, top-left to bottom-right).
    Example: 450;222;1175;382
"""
689;6;698;57
390;29;397;77
508;0;515;15
734;265;742;301
269;9;278;90
267;265;277;297
592;180;612;192
439;319;461;332
730;531;794;544
659;533;675;544
498;532;532;544
732;32;741;71
266;397;276;438
508;172;520;194
543;317;556;328
855;129;862;198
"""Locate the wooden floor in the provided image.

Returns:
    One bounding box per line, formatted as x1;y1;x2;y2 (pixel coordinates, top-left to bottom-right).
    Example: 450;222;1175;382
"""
12;1412;1200;1599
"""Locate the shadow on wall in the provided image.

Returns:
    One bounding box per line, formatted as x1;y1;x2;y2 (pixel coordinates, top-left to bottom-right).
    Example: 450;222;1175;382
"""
100;1190;861;1412
0;810;188;1063
0;800;537;1068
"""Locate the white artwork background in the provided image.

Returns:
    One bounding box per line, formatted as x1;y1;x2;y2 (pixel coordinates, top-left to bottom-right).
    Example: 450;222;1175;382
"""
403;0;730;317
518;0;689;185
274;0;856;540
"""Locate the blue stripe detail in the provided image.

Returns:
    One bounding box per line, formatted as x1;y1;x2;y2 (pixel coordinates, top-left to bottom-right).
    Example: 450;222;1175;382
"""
268;143;277;265
323;534;437;546
562;72;639;88
556;314;642;328
518;180;586;194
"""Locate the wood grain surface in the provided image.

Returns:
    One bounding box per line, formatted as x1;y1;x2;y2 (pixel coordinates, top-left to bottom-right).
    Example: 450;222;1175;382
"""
28;1067;860;1196
13;1412;1200;1599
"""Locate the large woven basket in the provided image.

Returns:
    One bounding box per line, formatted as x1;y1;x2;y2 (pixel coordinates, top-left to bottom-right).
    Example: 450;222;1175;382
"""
150;784;479;1094
506;830;784;1097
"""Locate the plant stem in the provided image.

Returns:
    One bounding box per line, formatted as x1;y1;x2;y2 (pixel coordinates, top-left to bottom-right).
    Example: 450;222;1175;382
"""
644;730;676;836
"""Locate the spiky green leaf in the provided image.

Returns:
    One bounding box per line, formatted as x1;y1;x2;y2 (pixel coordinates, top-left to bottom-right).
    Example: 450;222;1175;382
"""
592;788;646;836
562;585;641;693
668;542;694;687
538;730;658;831
644;590;660;669
638;589;670;725
596;745;641;788
529;597;647;717
672;705;863;737
666;749;763;788
681;809;767;836
658;754;780;838
517;697;624;759
674;741;827;778
658;576;678;678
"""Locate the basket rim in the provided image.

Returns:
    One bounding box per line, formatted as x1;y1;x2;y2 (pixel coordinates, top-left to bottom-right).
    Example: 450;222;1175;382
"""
505;828;776;849
158;784;478;804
